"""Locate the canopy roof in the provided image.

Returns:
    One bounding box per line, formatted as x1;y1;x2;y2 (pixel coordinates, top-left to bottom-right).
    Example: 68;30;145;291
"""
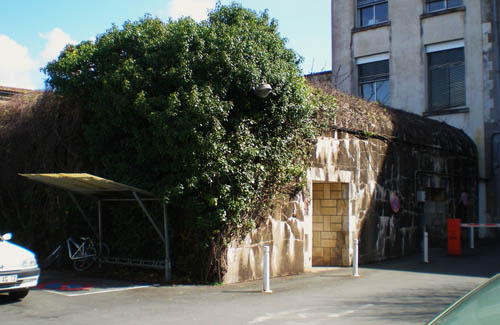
19;173;157;201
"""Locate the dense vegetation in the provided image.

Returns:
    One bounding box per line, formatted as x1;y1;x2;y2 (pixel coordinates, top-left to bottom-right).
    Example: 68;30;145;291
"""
1;4;336;282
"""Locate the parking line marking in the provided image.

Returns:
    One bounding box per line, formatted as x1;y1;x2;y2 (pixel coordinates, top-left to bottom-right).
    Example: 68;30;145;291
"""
42;285;152;297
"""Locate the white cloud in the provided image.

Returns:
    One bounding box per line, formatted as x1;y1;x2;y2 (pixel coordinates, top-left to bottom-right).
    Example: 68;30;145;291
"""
0;35;37;89
39;28;76;64
158;0;216;22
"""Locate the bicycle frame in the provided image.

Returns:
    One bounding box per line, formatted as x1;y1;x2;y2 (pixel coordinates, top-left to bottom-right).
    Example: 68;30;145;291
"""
66;237;95;260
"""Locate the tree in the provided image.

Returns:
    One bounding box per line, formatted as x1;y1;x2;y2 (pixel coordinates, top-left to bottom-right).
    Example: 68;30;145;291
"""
43;3;319;281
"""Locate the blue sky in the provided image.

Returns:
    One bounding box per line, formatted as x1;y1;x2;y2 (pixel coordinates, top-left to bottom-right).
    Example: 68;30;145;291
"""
0;0;331;90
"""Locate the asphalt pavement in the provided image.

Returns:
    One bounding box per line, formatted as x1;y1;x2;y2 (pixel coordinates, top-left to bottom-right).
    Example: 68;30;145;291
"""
2;241;499;324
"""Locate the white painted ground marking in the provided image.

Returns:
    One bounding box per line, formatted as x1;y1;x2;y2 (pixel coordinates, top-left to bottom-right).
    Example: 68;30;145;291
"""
328;304;374;318
249;308;311;324
249;304;375;323
41;285;152;297
328;309;355;318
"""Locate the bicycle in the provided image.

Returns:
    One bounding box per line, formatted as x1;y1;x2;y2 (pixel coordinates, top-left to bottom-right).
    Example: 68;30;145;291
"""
42;237;109;272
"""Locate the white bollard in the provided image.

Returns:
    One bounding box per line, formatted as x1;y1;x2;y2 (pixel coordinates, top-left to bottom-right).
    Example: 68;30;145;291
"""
424;231;429;263
263;245;272;293
353;239;360;277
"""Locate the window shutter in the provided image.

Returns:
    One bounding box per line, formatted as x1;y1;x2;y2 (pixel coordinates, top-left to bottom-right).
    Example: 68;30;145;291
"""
449;64;465;107
430;67;450;110
428;48;465;110
358;0;384;8
359;60;389;82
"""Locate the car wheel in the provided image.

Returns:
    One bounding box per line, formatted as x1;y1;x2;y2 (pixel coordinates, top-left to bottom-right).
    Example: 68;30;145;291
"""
8;289;29;300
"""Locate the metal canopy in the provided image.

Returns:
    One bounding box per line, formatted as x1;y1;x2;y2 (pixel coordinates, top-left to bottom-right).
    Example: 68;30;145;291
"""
19;173;171;281
18;173;157;201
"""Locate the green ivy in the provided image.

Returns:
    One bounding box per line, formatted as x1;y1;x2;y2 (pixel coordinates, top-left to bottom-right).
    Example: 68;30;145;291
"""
43;3;336;281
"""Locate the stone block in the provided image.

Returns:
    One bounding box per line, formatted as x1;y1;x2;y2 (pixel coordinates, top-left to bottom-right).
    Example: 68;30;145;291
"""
313;190;324;200
323;184;330;199
330;215;342;224
331;191;342;199
321;207;337;215
321;239;336;248
313;183;324;191
321;199;337;207
313;201;321;216
321;232;337;240
313;232;321;246
312;256;324;265
323;247;332;257
331;183;342;190
330;224;342;232
312;248;324;257
313;215;324;223
313;223;324;231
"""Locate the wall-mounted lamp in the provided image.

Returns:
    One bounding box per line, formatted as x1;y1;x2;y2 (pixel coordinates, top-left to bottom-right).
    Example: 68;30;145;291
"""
254;83;272;98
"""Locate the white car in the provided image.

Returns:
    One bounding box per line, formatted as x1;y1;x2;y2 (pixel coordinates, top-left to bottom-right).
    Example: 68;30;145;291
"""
0;233;40;300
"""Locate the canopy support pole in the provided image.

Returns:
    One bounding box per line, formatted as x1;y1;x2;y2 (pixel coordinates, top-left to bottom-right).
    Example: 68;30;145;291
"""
163;203;172;281
132;192;166;244
98;200;103;267
68;192;99;239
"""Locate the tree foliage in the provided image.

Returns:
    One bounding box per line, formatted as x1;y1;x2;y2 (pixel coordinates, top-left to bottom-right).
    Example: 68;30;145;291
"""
43;4;326;281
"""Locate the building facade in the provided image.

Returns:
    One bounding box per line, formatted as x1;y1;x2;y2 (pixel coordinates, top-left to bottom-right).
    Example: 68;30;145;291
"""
332;0;500;231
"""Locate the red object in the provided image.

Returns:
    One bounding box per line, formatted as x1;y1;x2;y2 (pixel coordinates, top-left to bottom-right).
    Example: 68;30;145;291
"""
448;218;461;255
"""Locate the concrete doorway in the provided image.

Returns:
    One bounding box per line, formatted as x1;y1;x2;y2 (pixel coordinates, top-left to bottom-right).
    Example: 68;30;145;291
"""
312;183;349;266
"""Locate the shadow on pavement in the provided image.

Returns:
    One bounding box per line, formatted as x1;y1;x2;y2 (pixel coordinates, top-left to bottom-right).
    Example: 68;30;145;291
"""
0;295;23;305
336;285;474;324
361;241;500;278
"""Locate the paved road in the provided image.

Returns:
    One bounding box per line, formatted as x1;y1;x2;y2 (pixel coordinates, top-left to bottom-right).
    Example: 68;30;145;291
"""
2;244;499;324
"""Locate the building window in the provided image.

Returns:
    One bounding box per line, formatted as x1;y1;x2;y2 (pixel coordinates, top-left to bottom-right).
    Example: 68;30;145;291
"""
358;59;390;106
425;0;463;13
358;0;388;27
427;47;465;111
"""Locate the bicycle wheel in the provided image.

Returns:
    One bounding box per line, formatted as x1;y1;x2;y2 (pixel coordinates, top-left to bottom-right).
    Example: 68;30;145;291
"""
72;246;96;272
41;245;62;269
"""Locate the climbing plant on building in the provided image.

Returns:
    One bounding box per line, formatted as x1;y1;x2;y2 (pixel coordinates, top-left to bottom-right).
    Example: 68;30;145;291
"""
43;3;335;282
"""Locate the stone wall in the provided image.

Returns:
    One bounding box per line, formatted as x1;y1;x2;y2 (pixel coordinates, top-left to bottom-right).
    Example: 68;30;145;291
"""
311;129;477;264
224;193;308;284
225;117;477;283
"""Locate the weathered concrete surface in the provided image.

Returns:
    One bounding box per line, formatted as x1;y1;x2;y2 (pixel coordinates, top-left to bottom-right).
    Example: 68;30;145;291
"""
311;124;476;264
226;90;478;282
224;195;308;283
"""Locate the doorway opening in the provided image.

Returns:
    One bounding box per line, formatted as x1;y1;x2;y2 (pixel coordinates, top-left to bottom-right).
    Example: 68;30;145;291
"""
312;182;349;266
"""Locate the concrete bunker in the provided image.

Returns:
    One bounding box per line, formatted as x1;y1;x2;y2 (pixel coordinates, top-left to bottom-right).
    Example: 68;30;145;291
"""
224;90;478;283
